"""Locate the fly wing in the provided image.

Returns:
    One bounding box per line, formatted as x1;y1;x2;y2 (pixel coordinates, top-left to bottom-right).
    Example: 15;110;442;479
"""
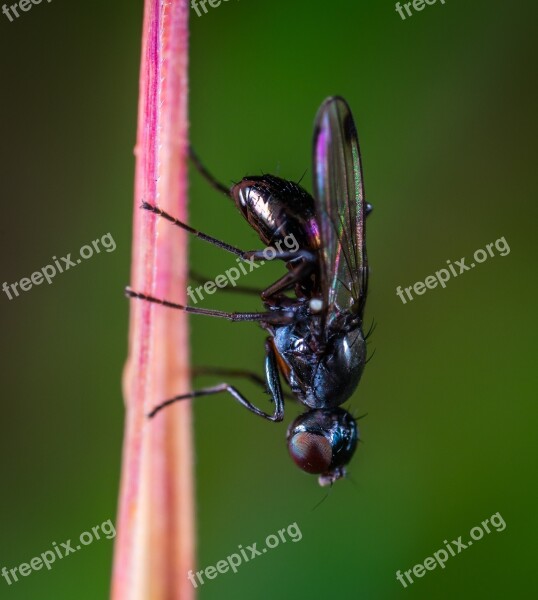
312;96;368;329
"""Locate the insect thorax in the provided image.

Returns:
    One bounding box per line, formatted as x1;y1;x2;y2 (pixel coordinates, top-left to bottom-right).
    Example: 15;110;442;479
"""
272;313;366;409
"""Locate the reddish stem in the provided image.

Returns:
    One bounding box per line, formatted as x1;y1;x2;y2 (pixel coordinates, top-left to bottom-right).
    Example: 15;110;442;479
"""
112;2;195;598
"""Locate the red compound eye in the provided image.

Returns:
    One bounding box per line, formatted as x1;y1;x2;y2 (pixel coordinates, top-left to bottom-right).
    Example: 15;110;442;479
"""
288;432;332;474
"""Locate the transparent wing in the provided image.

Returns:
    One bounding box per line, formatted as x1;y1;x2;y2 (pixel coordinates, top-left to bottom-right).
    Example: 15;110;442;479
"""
312;96;368;327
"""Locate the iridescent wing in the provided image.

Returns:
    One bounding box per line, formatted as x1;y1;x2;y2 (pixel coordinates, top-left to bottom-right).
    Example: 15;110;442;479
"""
312;96;368;329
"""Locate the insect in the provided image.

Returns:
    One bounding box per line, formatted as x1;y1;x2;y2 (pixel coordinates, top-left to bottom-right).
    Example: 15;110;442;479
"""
126;96;372;486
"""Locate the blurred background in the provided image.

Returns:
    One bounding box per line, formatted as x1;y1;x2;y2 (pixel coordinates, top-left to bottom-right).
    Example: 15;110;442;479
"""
0;0;536;598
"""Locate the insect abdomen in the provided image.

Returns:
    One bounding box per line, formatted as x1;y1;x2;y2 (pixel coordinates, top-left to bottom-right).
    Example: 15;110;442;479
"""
231;175;320;250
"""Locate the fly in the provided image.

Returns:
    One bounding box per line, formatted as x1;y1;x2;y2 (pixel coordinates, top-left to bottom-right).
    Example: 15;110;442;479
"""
126;96;372;486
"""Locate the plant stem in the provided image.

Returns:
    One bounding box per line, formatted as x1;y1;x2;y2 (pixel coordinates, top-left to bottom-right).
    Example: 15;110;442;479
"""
112;1;195;598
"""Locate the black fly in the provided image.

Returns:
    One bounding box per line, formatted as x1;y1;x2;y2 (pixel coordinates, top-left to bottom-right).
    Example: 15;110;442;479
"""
126;97;372;486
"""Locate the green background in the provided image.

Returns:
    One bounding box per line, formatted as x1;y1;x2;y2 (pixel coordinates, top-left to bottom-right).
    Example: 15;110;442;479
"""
1;0;536;598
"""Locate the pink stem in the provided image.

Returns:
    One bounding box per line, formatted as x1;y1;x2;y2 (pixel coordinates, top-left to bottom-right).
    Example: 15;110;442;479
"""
111;1;195;598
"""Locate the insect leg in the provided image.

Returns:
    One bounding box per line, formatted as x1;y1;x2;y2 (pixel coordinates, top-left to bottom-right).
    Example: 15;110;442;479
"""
189;271;298;309
141;201;244;257
125;287;293;325
190;269;299;309
260;260;315;300
193;366;295;400
189;145;230;196
242;248;318;300
189;270;262;296
142;202;284;266
244;248;316;263
193;367;266;388
148;339;285;421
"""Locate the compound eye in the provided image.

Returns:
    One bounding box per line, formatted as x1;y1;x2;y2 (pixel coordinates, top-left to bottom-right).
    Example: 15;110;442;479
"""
287;432;332;474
